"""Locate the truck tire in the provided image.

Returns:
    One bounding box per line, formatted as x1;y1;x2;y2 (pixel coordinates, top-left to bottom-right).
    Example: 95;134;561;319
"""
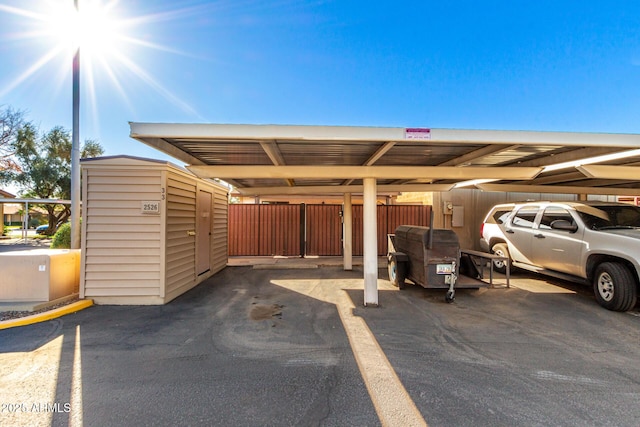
388;258;406;289
593;262;637;312
491;243;510;274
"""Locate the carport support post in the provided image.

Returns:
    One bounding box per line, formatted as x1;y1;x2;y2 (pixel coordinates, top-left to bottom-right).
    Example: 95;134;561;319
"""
363;177;378;306
343;193;353;270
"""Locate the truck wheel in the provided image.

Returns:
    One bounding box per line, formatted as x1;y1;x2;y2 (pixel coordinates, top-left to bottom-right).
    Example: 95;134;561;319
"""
388;258;406;289
491;243;510;274
593;262;637;312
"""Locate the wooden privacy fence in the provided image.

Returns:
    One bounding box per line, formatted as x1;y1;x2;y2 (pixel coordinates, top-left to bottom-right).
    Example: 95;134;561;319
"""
228;204;303;256
228;204;432;257
352;205;433;255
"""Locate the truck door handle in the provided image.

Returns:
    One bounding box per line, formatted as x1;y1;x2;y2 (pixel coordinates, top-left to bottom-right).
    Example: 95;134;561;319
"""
505;229;515;234
534;234;545;239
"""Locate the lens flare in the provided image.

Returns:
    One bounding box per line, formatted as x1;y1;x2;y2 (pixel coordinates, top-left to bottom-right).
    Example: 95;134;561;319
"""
45;1;122;53
0;0;201;122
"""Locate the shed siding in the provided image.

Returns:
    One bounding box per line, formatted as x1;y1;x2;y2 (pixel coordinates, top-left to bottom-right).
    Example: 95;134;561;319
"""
165;171;197;301
81;156;229;305
83;169;163;300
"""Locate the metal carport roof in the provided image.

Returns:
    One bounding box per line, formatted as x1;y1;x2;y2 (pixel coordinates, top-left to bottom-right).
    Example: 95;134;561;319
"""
129;122;640;306
129;123;640;196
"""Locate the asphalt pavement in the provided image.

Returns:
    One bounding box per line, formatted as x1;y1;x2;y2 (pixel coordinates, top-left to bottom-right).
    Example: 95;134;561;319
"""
1;265;639;426
0;236;52;252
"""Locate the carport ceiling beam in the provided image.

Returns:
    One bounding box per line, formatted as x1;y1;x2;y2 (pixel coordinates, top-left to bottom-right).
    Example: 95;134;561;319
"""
235;183;455;196
437;144;522;166
528;171;590;185
131;136;206;166
578;165;640;180
343;141;396;185
477;183;640;196
259;141;294;187
577;178;640;187
365;141;396;165
515;147;627;168
187;165;543;180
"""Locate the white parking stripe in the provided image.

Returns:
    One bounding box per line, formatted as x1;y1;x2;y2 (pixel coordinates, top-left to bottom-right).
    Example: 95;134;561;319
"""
335;290;428;427
271;278;428;427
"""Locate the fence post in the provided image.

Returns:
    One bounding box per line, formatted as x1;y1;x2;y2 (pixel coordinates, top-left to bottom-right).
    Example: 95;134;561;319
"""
343;193;353;270
300;203;306;258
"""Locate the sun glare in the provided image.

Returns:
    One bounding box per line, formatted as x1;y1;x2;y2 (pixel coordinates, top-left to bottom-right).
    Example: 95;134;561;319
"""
0;0;200;119
45;1;122;54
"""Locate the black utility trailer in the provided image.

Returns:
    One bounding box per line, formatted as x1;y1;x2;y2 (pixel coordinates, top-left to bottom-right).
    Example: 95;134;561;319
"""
387;225;461;302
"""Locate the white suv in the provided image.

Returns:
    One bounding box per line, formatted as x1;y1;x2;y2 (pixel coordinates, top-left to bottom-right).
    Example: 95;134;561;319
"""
481;201;640;312
479;203;515;274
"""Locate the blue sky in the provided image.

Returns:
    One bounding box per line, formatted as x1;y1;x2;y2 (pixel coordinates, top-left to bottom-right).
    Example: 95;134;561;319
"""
1;0;639;162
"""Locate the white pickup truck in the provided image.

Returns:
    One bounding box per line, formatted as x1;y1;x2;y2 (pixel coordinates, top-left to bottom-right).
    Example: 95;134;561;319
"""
481;201;640;312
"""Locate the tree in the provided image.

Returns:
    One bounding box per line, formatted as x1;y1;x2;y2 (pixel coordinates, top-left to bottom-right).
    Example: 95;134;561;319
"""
0;106;25;174
6;124;104;235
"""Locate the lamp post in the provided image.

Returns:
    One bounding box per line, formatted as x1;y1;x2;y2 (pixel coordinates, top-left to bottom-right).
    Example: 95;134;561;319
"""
71;0;81;249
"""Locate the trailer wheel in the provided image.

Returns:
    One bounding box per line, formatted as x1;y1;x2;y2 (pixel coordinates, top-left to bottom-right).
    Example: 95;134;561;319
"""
491;243;510;274
593;262;637;312
388;258;406;289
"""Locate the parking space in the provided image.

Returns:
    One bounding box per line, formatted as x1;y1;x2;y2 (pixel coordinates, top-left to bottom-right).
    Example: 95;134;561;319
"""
1;265;639;426
362;271;640;426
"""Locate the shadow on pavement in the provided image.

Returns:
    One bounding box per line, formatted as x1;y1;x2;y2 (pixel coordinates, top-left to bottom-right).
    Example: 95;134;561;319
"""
346;276;640;426
1;266;639;426
0;266;380;426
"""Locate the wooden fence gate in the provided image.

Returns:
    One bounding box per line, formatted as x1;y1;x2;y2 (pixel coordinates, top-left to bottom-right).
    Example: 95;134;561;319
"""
305;205;343;256
228;204;303;256
228;204;431;257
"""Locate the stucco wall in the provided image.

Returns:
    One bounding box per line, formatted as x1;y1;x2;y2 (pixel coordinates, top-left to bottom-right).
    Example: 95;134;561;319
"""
433;189;578;250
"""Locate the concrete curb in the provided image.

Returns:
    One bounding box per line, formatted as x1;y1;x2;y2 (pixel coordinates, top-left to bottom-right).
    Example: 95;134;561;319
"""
0;299;94;330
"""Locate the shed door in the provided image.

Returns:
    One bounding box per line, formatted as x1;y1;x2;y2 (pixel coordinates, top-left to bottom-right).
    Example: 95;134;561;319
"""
197;190;212;275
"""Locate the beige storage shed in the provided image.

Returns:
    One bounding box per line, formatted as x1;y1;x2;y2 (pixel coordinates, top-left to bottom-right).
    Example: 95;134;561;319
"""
80;156;228;305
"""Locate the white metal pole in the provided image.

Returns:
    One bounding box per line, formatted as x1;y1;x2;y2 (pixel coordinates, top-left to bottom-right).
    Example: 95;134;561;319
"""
23;202;28;241
363;177;378;306
70;0;81;250
343;193;353;271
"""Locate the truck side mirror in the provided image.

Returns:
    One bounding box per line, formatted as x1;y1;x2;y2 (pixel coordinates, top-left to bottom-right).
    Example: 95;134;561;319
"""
550;219;578;233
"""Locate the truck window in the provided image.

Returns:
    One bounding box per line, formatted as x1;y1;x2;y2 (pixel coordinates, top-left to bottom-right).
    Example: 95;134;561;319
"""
511;206;540;229
577;205;640;230
539;207;575;230
492;209;512;224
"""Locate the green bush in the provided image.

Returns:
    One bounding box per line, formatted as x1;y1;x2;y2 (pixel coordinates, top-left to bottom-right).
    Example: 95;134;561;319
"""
50;223;71;249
